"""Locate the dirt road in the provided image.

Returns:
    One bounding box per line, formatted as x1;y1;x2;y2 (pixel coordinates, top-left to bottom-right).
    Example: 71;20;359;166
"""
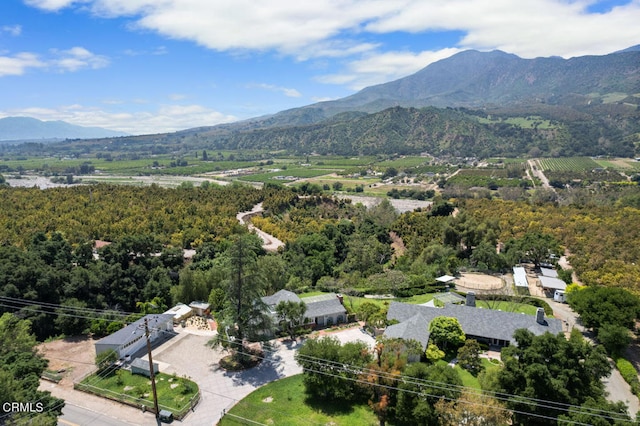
236;203;285;251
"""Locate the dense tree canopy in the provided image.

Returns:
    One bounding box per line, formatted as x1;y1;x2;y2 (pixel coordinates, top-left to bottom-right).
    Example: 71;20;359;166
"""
0;313;64;425
495;329;611;425
567;286;640;331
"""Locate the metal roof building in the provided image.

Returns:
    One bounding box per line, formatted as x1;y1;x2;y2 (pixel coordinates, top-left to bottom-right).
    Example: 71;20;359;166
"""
94;314;174;359
513;266;529;288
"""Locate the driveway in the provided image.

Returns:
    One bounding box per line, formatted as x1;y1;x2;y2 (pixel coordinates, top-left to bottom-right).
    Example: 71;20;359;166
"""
152;325;375;425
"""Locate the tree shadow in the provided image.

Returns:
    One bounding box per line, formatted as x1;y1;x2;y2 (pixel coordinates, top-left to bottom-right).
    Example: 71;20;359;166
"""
304;395;356;416
224;349;286;387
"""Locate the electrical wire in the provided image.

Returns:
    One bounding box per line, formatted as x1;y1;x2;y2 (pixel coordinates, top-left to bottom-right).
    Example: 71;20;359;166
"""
0;296;635;425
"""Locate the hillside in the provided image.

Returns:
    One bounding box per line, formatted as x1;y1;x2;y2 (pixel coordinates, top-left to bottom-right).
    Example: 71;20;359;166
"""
3;48;639;158
189;48;640;132
187;105;633;158
0;117;128;142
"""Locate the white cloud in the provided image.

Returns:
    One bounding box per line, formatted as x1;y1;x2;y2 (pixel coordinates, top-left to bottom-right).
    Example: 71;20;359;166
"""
24;0;85;11
0;52;45;76
1;103;237;134
365;0;640;58
51;46;109;72
317;48;462;90
168;93;187;101
24;0;640;59
248;83;302;98
1;25;22;36
21;0;640;90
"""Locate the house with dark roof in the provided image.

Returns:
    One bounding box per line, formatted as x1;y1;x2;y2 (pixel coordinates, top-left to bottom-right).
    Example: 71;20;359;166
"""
385;294;562;350
302;293;347;327
261;290;347;328
94;314;174;359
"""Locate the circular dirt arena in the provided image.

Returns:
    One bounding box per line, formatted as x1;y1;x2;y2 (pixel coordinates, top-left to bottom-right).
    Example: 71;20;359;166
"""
455;272;504;291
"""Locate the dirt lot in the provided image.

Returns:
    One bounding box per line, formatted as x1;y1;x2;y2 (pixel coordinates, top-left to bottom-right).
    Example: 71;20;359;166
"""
38;336;98;387
455;272;504;291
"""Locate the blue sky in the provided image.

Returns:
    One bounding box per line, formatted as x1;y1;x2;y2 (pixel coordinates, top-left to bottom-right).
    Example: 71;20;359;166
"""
1;0;638;135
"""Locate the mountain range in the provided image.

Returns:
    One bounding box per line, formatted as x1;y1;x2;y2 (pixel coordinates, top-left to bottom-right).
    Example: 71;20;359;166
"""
0;117;128;142
3;46;639;157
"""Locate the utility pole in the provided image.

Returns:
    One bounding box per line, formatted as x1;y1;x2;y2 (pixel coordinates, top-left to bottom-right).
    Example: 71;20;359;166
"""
144;317;160;418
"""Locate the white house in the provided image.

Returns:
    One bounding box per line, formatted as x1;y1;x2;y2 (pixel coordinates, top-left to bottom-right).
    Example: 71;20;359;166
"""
94;314;174;359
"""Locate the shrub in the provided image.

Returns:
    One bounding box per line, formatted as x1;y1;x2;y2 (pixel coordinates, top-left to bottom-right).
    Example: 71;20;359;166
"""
616;358;640;397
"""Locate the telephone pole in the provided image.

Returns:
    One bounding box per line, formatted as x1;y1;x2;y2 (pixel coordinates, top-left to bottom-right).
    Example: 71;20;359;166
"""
144;317;160;418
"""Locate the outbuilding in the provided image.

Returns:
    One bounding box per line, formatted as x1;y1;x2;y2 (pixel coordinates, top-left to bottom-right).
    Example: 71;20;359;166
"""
130;357;159;377
94;314;174;359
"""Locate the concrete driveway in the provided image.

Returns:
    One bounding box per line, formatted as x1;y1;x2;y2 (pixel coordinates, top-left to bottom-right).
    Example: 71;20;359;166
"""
152;325;375;425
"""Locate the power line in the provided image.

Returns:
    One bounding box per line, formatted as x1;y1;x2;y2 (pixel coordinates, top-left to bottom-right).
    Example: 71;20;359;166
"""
0;299;633;424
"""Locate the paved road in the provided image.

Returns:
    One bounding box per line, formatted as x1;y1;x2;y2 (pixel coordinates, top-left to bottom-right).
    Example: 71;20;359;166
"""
58;403;146;426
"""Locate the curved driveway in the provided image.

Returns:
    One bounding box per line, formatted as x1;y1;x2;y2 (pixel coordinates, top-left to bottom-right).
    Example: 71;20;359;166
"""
152;326;375;425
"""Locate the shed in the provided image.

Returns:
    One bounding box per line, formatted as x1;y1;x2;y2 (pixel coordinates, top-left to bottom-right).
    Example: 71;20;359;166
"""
130;357;159;377
164;304;193;323
513;267;528;288
189;301;210;316
540;267;559;278
436;275;456;284
539;275;567;292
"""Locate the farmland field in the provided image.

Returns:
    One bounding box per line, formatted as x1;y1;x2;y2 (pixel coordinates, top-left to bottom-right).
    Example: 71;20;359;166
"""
538;157;600;172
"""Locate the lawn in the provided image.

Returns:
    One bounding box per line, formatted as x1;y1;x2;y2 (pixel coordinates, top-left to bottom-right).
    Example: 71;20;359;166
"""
450;358;501;389
219;374;378;426
77;369;198;416
475;300;539;315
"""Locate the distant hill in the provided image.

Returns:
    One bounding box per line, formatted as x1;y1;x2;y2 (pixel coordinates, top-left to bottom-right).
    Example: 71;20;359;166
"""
0;117;128;142
6;47;639;158
182;47;640;134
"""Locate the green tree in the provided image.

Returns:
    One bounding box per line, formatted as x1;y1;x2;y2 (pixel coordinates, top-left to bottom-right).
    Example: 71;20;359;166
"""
395;362;462;425
295;336;372;403
568;286;640;331
95;349;118;372
0;313;64;425
357;302;382;324
516;231;561;267
208;234;272;361
275;300;307;340
558;397;630;425
597;324;632;358
429;316;465;352
54;298;90;335
496;329;611;425
425;343;445;362
457;339;483;375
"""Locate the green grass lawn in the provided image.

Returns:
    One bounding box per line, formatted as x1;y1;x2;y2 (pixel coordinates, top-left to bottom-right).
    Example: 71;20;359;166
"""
78;370;198;415
219;374;378;426
450;358;500;389
475;300;539;315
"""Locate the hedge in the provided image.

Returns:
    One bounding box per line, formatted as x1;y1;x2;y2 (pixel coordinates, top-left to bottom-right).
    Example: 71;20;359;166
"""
615;357;640;398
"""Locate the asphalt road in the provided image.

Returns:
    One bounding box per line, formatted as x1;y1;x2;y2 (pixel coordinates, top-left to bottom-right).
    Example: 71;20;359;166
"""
58;403;148;426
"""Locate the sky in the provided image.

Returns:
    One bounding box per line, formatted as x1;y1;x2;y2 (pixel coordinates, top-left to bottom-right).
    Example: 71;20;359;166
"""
1;0;639;135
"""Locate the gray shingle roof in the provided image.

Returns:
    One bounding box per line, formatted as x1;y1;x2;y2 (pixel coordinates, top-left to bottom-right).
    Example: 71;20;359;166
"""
384;314;431;349
304;294;346;319
386;302;562;346
96;314;174;346
261;289;301;307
